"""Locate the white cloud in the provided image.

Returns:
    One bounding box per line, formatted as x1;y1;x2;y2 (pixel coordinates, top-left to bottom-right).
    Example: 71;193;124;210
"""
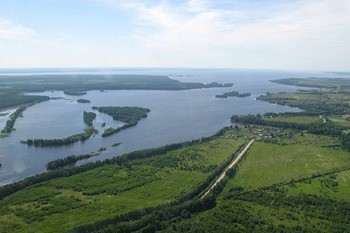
186;0;211;13
107;0;350;70
0;17;38;40
1;0;349;69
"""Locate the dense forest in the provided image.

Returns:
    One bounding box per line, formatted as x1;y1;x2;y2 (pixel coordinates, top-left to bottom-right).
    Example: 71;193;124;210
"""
0;74;232;92
0;75;232;109
0;88;49;110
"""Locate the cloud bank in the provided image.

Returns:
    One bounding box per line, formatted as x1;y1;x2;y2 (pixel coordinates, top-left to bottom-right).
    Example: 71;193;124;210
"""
0;0;349;70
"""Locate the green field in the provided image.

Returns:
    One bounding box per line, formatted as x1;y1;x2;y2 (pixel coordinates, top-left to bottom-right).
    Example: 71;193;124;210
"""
286;169;350;201
271;77;350;89
265;116;321;124
0;135;245;233
329;116;350;127
162;131;350;233
231;133;349;189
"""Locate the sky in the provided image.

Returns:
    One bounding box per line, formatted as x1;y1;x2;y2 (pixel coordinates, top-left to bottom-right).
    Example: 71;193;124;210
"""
0;0;349;70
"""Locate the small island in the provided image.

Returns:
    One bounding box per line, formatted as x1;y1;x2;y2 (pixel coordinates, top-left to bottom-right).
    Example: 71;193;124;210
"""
112;142;122;147
46;152;100;170
63;89;87;96
98;147;107;152
77;99;91;103
21;127;98;147
205;82;234;88
1;106;28;136
215;91;251;98
92;106;150;137
83;111;96;126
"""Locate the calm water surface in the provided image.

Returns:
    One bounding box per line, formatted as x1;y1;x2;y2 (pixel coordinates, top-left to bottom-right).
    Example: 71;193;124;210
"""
0;69;337;185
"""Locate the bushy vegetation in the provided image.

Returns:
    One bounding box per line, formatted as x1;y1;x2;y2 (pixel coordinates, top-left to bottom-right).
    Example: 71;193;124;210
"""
164;187;350;233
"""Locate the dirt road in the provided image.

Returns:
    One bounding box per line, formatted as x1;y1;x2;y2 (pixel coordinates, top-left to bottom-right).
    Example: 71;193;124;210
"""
319;115;326;124
201;139;255;198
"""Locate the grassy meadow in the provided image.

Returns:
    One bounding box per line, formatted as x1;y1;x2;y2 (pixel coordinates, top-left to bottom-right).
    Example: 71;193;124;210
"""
162;131;350;233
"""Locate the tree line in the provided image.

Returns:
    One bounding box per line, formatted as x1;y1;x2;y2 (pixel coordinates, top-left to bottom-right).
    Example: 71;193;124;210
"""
46;152;100;170
1;106;27;134
22;127;98;147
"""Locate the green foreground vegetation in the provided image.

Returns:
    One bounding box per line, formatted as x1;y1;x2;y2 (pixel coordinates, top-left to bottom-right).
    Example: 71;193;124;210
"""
159;130;350;233
2;77;350;232
0;129;245;233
